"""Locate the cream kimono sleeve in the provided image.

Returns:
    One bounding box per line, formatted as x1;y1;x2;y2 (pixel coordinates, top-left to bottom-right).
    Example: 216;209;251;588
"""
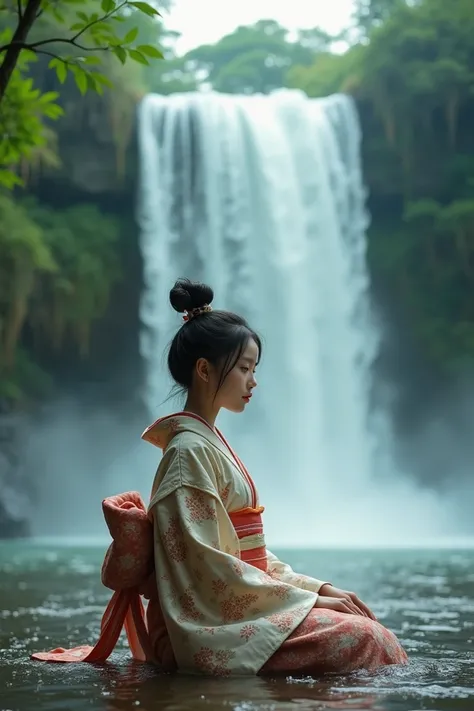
150;443;317;676
266;550;329;594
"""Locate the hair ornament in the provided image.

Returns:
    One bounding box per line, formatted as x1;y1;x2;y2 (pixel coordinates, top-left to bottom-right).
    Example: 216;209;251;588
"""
183;304;213;322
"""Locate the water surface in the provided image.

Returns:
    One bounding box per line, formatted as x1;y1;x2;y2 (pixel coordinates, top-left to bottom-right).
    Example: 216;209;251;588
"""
1;543;473;710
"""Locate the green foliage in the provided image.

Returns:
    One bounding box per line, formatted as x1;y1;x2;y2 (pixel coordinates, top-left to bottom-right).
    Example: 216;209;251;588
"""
353;0;410;36
1;0;163;93
0;195;121;403
0;39;63;187
0;0;164;188
25;201;121;358
185;21;322;95
287;47;364;98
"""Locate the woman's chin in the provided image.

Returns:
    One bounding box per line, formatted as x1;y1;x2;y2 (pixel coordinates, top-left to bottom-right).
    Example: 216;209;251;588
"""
224;400;247;414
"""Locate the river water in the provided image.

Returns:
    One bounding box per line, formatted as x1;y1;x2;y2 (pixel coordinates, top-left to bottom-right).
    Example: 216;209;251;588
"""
0;543;473;711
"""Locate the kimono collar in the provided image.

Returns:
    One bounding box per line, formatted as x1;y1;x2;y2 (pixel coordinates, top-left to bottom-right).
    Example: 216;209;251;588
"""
142;412;225;453
142;411;258;509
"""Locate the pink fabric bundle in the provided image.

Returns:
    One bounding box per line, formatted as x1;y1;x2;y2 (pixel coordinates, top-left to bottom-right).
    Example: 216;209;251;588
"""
31;492;157;664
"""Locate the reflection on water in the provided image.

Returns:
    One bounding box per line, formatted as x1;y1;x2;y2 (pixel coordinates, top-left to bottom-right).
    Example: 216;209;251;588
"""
0;543;473;711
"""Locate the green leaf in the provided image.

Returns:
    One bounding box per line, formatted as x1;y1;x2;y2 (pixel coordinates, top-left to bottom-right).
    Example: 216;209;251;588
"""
86;72;99;92
137;44;163;58
52;8;65;23
112;46;127;64
83;56;102;65
128;48;149;65
129;2;160;17
38;91;60;103
56;62;68;84
94;73;114;88
101;0;116;11
22;49;38;63
124;27;139;44
90;21;114;36
0;169;23;189
41;104;65;119
70;23;85;30
74;70;88;95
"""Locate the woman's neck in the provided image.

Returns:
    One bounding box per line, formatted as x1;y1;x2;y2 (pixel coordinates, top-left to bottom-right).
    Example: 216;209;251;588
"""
183;393;219;429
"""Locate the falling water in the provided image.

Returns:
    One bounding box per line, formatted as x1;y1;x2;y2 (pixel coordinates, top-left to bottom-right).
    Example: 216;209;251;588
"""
137;90;453;546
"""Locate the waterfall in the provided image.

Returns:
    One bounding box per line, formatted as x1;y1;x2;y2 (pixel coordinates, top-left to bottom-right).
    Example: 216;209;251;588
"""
137;90;451;546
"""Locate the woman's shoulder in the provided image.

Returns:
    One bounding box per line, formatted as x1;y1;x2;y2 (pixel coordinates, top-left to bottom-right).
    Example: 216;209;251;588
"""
165;430;220;461
152;432;223;500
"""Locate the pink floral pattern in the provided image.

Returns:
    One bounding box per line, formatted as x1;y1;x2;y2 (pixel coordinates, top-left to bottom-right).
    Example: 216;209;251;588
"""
231;559;245;578
194;647;236;676
266;611;297;633
219;484;230;504
220;592;259;622
166;418;180;434
177;587;204;623
185;490;217;523
266;584;291;601
240;624;258;642
211;579;228;597
162;514;187;562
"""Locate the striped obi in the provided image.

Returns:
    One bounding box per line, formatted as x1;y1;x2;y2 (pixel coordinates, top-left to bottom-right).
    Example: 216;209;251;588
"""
229;506;267;572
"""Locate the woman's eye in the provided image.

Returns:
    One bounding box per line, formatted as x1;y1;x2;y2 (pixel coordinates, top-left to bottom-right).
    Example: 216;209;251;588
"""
241;367;249;373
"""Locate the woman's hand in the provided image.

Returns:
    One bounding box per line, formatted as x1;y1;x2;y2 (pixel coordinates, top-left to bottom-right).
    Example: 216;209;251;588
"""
316;584;377;620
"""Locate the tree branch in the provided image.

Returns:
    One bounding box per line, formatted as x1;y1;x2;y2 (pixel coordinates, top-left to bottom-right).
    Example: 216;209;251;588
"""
68;1;127;44
17;0;23;21
0;38;111;53
0;0;42;101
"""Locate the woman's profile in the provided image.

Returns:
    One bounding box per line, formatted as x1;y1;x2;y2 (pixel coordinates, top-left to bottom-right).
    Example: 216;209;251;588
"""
32;278;408;676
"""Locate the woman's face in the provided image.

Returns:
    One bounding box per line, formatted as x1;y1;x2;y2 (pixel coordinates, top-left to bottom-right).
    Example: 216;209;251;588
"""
213;338;259;414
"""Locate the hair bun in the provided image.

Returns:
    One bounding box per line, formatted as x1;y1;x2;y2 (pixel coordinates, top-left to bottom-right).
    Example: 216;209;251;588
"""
169;278;214;314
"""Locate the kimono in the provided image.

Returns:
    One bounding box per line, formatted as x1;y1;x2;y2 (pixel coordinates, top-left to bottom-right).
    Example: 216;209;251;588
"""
31;411;407;675
142;412;408;676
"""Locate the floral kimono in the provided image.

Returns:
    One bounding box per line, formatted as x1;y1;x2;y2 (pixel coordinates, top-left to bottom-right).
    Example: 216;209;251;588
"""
142;412;407;676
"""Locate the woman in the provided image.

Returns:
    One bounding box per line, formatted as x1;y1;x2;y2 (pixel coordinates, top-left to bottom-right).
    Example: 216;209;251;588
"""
141;278;407;675
32;278;407;676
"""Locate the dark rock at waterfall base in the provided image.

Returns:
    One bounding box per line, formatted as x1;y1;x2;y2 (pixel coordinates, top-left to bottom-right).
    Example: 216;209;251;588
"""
0;414;32;540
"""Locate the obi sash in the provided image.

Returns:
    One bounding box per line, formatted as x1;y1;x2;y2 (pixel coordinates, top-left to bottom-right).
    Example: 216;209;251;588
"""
231;506;267;572
31;492;267;664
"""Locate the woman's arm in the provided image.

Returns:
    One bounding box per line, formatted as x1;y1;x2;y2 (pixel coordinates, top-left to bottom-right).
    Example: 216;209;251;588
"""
266;549;329;593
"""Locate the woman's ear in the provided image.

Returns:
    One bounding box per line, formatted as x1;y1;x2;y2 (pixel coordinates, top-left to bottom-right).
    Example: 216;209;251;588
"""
195;357;210;383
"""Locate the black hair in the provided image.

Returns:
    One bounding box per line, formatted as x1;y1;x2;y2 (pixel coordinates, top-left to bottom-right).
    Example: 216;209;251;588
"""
168;278;261;393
